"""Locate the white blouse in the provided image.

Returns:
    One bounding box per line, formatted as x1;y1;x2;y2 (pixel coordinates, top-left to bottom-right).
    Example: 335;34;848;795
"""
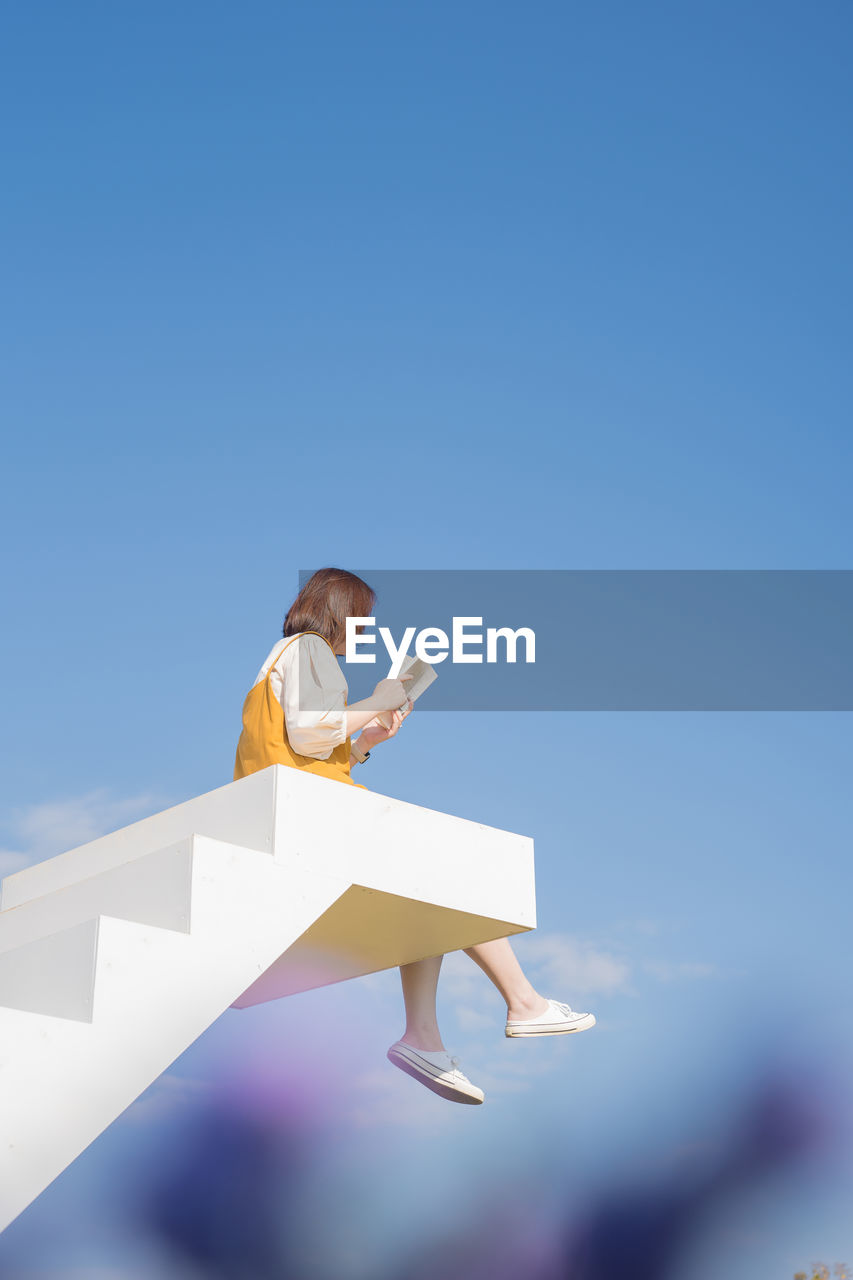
252;633;348;760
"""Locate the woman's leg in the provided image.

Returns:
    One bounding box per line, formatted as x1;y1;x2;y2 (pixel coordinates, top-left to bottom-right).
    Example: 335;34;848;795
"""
463;938;550;1021
398;956;445;1050
389;955;485;1104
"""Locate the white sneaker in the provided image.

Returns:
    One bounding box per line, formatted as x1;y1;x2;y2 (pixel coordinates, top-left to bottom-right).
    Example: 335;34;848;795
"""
505;999;596;1037
387;1041;485;1104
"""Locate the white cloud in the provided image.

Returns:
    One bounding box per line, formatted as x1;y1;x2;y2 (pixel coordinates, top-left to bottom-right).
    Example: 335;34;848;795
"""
347;1066;469;1132
346;1048;541;1123
454;1004;495;1032
0;788;163;878
0;848;31;877
518;933;633;998
643;959;717;982
436;934;633;1006
437;949;494;1001
627;917;661;937
462;1064;532;1096
123;1071;217;1124
31;1268;158;1280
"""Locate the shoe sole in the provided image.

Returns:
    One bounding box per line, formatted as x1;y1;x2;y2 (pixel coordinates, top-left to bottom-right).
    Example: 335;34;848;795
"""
505;1013;597;1038
387;1048;484;1104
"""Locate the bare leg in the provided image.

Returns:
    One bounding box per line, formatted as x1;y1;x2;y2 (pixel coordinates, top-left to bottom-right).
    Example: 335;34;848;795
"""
463;938;550;1021
398;956;445;1050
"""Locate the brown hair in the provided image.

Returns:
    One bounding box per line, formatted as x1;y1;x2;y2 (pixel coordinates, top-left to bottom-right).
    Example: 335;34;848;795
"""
283;568;376;649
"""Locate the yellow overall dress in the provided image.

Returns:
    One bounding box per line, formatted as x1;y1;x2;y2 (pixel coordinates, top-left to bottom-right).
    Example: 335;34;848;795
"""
233;632;358;787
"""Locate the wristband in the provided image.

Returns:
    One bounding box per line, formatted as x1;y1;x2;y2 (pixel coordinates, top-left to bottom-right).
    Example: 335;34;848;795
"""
350;741;371;764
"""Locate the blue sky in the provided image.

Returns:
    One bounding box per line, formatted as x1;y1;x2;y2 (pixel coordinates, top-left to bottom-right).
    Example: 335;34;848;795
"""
1;2;851;1276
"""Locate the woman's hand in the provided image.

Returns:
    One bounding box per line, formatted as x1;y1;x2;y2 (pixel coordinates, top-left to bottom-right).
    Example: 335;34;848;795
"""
357;699;413;750
342;675;413;738
371;675;412;713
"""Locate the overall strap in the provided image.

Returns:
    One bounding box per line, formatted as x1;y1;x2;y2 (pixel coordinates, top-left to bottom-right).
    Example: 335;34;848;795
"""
266;630;336;679
269;630;349;714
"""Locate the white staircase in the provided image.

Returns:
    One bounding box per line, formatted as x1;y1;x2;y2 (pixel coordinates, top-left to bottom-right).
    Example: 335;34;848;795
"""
0;765;535;1231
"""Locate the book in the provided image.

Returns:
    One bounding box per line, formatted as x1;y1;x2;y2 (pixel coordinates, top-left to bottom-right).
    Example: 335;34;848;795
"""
376;654;438;728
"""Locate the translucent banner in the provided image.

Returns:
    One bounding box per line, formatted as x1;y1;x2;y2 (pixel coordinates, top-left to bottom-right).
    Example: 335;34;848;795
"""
296;570;853;711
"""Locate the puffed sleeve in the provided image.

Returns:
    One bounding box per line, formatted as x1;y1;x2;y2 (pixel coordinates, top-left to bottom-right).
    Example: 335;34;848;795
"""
279;634;348;759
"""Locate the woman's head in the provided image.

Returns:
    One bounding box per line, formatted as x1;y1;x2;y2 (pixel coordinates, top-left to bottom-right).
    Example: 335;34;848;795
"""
283;568;375;650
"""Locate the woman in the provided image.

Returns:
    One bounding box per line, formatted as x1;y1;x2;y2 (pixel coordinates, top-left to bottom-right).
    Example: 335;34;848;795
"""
234;568;595;1106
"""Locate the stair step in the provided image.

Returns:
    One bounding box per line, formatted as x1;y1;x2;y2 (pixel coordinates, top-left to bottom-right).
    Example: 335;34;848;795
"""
0;919;99;1021
0;767;278;911
0;840;196;956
